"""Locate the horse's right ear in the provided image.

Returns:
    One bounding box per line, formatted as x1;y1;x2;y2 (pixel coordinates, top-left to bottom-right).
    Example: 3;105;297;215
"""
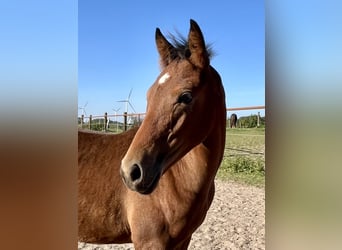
155;28;175;69
187;19;209;69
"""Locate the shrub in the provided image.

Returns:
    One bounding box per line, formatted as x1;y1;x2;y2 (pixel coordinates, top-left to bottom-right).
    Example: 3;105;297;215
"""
228;156;265;175
238;115;265;128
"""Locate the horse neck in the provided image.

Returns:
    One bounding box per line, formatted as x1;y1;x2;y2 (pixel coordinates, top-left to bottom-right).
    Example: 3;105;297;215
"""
202;69;226;177
202;99;226;180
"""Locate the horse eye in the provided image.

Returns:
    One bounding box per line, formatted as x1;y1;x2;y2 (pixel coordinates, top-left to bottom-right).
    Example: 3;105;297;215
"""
177;92;192;104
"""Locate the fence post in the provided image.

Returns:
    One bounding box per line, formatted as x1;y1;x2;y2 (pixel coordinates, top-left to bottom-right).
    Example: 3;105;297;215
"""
123;112;127;131
89;115;92;130
104;112;108;131
81;114;84;128
257;112;260;127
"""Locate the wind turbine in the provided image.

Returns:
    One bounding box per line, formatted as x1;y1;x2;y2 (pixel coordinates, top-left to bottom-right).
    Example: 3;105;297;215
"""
78;101;88;126
112;107;120;132
117;88;136;114
78;101;88;117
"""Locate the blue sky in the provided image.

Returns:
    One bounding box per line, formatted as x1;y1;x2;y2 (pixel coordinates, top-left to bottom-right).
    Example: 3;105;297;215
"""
78;0;265;118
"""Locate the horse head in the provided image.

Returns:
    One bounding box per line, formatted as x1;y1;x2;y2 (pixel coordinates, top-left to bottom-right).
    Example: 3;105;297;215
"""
120;20;225;194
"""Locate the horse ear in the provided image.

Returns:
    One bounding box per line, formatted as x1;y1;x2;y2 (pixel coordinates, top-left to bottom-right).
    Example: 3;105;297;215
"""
155;28;175;69
187;19;209;69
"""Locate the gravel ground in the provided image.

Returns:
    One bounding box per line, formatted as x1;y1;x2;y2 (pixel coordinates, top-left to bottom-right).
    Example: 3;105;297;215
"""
78;180;265;250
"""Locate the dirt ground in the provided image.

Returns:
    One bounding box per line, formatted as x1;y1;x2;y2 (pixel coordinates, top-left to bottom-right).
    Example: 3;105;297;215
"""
78;179;265;250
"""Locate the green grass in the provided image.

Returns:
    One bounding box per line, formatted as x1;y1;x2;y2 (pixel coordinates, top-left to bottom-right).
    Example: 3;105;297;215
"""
217;127;265;187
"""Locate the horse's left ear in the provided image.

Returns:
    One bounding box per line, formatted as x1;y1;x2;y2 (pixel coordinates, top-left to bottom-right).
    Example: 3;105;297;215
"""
187;19;209;69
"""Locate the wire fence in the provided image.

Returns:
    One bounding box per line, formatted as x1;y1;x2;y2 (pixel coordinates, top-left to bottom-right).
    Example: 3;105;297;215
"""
78;106;265;133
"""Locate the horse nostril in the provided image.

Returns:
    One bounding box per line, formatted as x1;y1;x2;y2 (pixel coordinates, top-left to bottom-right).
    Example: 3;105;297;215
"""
130;164;142;182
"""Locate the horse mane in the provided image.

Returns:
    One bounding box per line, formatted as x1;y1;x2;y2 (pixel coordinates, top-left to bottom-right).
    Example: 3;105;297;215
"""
167;31;215;62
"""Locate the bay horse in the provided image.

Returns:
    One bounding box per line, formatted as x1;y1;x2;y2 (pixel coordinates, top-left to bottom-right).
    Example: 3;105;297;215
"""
230;113;238;128
78;19;226;249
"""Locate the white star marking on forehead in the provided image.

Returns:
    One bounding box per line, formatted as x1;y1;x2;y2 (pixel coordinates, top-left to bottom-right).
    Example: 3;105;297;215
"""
158;72;171;85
